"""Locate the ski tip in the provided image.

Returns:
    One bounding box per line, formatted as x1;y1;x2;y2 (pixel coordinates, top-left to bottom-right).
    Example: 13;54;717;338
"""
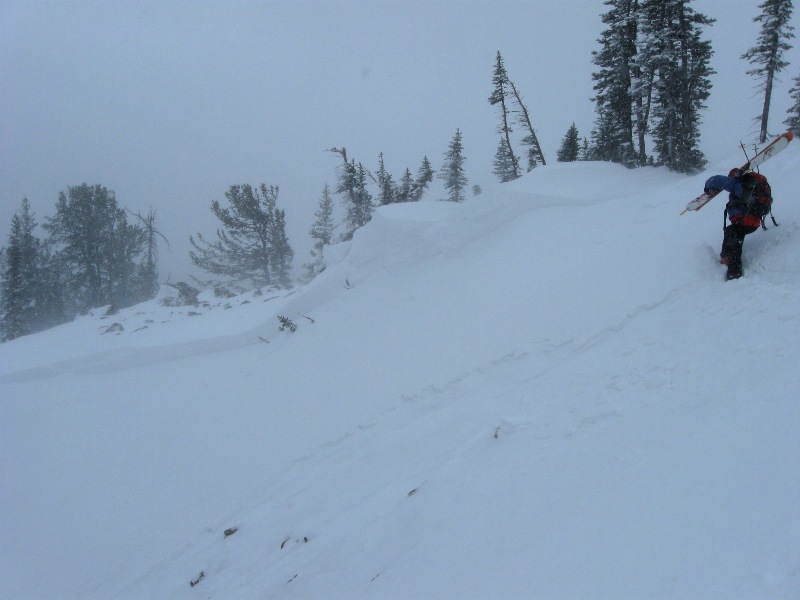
786;131;794;142
680;209;688;216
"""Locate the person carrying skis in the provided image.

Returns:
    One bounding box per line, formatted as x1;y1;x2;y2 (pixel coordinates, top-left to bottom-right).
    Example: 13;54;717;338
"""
703;167;774;280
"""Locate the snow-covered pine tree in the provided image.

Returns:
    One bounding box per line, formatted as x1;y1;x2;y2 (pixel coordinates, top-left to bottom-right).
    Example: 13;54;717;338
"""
412;156;435;201
640;0;714;174
741;0;795;143
786;70;800;133
557;124;581;162
337;159;374;240
190;184;291;288
305;183;335;279
1;199;40;340
376;153;397;205
591;0;640;167
439;129;468;202
488;51;521;181
493;137;520;182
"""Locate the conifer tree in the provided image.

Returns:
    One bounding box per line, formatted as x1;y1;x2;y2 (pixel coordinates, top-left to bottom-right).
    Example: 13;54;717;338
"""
397;168;415;203
44;184;146;314
305;184;335;278
270;208;293;287
310;184;335;250
1;232;67;337
640;0;714;173
557;124;581;162
190;184;292;287
1;199;40;340
786;70;800;133
489;51;521;181
579;137;592;161
337;159;374;240
0;247;7;338
629;0;654;165
493;137;519;182
106;218;147;311
741;0;795;143
35;240;66;331
412;156;435;201
507;79;546;168
376;153;397;206
129;208;165;303
591;0;641;167
439;129;468;202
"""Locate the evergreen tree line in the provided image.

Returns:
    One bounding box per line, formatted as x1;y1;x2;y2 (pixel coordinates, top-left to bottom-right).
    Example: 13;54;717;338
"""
328;148;437;243
1;186;160;341
305;136;469;278
582;0;796;174
589;0;717;172
523;0;798;170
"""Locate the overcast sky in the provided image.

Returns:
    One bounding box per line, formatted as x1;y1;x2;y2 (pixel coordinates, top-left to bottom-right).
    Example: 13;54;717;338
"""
2;0;798;282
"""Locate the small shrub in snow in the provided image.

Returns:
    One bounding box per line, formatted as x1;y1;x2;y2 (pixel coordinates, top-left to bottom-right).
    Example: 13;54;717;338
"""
278;315;297;332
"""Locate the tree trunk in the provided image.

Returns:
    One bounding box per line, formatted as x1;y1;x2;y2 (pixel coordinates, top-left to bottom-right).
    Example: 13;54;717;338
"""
508;80;546;166
499;90;520;178
760;68;774;144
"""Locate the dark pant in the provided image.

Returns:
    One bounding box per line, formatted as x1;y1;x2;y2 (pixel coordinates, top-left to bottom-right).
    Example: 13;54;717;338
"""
721;224;758;279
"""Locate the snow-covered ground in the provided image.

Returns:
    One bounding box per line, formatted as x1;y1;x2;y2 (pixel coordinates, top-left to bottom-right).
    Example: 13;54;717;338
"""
2;145;799;599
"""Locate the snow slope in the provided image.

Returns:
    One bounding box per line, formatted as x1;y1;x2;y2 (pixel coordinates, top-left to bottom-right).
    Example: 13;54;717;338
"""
2;146;800;599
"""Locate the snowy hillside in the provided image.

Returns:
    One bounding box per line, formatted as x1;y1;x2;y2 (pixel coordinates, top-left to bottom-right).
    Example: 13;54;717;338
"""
2;148;800;599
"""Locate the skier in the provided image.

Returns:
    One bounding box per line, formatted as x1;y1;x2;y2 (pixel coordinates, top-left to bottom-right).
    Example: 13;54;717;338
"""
703;168;773;280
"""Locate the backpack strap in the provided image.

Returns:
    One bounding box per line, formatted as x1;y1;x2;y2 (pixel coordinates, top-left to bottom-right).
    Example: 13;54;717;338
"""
768;207;779;229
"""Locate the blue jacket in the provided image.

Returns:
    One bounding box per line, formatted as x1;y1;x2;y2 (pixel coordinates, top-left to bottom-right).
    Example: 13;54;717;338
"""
705;175;745;216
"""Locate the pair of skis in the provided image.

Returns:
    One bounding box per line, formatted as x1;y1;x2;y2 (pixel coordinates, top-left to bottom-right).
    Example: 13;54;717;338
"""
681;131;794;215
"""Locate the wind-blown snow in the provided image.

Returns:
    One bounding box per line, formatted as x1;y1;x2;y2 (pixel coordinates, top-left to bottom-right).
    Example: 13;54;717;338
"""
2;149;799;599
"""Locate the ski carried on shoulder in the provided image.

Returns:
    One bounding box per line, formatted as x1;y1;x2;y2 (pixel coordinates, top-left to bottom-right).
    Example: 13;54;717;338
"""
681;131;794;215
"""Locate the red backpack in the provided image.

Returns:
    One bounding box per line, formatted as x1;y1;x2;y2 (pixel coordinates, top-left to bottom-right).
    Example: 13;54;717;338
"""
727;172;776;229
741;172;773;219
